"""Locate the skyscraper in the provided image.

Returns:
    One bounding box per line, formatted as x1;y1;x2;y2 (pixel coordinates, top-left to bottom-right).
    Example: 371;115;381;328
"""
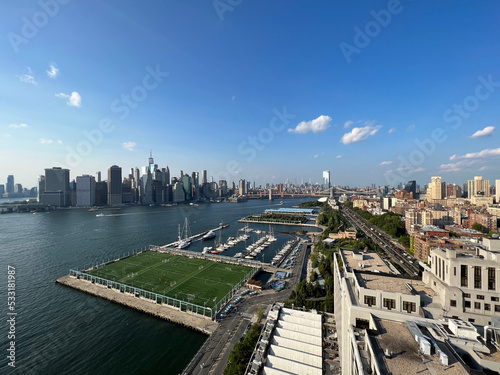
428;176;445;200
202;170;207;185
6;175;14;194
239;179;247;195
496;179;500;204
404;180;416;197
107;165;122;206
76;175;96;207
467;176;490;198
41;167;70;206
323;170;330;191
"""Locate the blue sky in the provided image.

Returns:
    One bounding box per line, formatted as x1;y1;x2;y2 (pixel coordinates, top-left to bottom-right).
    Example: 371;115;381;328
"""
1;0;499;189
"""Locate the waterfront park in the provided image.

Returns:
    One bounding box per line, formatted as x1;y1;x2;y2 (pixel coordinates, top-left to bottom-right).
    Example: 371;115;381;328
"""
80;250;255;318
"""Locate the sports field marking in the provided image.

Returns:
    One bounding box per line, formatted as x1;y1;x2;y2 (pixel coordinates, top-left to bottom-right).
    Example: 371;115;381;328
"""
163;260;218;295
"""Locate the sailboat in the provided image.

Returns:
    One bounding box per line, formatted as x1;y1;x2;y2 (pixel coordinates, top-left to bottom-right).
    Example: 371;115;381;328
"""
177;218;191;249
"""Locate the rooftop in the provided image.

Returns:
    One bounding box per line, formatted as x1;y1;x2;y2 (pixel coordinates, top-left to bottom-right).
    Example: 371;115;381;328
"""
370;320;468;375
356;273;434;296
341;249;392;274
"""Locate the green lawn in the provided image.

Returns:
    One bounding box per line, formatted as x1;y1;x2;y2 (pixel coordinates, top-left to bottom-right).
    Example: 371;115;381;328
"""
87;251;253;309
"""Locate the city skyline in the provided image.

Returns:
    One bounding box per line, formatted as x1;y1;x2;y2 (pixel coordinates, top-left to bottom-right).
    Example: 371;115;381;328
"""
1;2;500;188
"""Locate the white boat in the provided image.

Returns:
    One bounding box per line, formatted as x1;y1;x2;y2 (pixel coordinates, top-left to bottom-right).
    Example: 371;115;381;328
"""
177;219;192;249
202;247;212;254
234;252;243;258
202;230;216;240
96;213;105;217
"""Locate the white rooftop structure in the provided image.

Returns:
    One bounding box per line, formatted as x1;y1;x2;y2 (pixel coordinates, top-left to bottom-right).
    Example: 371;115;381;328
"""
246;306;323;375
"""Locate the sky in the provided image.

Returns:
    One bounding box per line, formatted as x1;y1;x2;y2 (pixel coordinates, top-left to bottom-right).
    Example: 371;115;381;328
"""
1;0;499;189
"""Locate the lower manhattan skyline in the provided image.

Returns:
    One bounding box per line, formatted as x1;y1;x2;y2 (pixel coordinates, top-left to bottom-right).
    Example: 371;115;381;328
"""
1;1;499;188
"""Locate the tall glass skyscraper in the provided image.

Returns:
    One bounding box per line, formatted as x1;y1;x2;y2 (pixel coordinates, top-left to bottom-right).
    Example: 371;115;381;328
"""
323;170;330;191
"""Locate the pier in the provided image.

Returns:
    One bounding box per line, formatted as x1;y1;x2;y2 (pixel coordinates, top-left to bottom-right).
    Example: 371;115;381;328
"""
56;275;218;335
163;223;230;248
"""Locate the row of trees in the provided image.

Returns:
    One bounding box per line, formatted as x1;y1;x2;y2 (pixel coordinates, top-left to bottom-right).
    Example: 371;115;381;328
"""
224;323;262;375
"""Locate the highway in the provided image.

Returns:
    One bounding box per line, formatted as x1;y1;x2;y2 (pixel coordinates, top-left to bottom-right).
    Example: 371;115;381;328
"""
340;205;420;277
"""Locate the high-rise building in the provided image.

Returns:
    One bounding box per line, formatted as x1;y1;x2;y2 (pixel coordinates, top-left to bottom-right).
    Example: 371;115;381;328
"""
6;175;14;194
96;171;101;183
202;170;207;185
0;184;4;196
427;176;445;200
181;174;191;200
496;179;500;204
107;165;122;206
468;176;490;198
76;175;96;207
404;180;416;197
322;170;330;191
239;179;247;195
165;166;170;186
41;167;71;206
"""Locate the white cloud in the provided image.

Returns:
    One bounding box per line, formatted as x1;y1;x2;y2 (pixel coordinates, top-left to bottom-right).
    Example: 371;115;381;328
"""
58;140;63;144
9;123;28;129
439;161;466;173
55;91;82;107
340;122;382;145
450;147;500;161
123;142;136;151
471;126;495;139
407;124;416;132
232;95;236;101
413;167;425;173
2;133;10;138
479;166;490;171
19;67;36;85
336;155;343;159
46;63;59;79
388;127;396;134
288;115;331;134
344;120;354;129
313;154;319;158
39;138;53;144
380;161;392;166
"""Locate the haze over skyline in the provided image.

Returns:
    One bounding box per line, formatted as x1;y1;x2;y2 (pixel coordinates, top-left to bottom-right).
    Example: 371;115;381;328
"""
1;1;499;188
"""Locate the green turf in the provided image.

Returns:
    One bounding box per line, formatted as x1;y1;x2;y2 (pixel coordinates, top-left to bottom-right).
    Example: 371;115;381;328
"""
86;251;253;309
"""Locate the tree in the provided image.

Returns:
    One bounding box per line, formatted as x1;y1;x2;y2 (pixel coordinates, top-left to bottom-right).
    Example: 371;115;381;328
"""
472;222;488;233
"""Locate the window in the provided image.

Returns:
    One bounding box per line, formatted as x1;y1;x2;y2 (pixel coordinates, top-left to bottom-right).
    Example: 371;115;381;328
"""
468;318;475;323
488;268;496;291
474;266;482;289
461;265;468;287
464;301;471;308
474;302;481;309
364;295;376;307
492;296;499;302
454;267;456;276
403;301;416;313
477;295;485;300
485;304;491;311
450;300;457;307
383;298;395;310
464;293;471;298
496;305;500;313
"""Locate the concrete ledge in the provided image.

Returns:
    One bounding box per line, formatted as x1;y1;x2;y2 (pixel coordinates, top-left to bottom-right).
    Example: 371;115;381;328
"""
56;275;218;335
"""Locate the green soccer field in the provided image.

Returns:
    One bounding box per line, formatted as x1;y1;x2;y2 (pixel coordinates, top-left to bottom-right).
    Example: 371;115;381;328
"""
86;251;254;309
